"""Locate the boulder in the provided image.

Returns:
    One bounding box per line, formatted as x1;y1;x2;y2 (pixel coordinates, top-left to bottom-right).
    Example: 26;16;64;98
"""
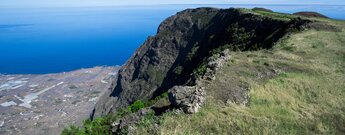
168;85;206;113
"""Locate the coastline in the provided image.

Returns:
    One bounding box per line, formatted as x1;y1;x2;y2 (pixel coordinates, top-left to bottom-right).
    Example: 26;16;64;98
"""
0;66;120;135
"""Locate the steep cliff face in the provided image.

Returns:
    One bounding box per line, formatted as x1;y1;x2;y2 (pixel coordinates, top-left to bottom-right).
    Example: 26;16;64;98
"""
92;8;310;117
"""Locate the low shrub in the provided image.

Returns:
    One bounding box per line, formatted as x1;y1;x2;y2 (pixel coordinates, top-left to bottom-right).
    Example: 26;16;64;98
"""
128;100;145;113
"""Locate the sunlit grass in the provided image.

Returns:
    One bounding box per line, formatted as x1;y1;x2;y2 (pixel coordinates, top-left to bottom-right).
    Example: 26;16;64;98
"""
132;20;345;134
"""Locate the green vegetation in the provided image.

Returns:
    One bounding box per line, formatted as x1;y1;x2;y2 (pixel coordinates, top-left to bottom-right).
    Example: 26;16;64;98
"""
62;93;169;135
130;20;345;134
128;92;168;113
62;9;345;135
253;9;297;21
61;105;138;134
128;100;145;113
194;23;257;77
194;62;207;76
61;116;113;135
144;92;169;107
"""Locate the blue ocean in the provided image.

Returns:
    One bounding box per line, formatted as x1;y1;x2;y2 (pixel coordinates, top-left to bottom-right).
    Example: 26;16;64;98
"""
0;5;344;74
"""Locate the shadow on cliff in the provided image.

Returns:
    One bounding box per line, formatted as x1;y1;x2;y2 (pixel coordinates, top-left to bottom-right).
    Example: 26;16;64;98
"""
152;8;309;98
95;8;311;118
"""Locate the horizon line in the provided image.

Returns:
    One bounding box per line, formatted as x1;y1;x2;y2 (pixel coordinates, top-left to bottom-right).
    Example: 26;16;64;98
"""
1;3;344;9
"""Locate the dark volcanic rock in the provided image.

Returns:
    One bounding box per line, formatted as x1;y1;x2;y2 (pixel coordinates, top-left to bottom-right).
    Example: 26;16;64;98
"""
293;11;329;18
92;8;311;118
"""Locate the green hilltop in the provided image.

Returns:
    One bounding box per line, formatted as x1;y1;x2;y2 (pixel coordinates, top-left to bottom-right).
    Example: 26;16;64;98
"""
63;8;345;135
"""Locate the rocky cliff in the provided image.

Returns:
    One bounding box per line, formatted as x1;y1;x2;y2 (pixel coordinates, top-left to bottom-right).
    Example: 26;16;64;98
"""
92;7;311;118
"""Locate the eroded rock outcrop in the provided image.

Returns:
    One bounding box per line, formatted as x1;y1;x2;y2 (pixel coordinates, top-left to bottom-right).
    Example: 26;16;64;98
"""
168;49;230;113
168;85;206;113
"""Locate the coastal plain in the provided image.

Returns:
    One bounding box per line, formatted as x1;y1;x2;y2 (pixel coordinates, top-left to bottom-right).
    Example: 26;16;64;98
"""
0;66;119;135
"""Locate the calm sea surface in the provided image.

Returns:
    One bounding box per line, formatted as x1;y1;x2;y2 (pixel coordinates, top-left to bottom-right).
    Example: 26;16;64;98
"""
0;4;344;74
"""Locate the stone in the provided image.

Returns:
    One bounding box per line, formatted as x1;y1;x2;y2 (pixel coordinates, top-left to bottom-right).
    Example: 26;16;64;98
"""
168;85;206;113
203;49;231;81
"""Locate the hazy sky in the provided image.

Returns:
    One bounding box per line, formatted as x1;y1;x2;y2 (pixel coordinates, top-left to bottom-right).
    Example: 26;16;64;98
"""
1;0;345;8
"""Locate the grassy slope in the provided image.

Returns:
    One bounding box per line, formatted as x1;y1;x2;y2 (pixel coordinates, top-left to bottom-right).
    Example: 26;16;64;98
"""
131;18;345;134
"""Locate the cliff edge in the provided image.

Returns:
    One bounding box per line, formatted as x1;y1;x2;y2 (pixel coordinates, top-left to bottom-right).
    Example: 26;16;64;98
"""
62;7;345;135
92;7;312;118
